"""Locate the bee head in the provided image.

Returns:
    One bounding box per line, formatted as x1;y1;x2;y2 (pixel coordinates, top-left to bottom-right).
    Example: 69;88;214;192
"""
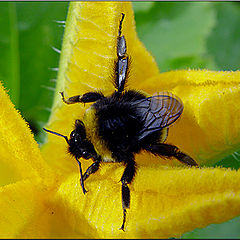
43;119;96;160
68;120;92;159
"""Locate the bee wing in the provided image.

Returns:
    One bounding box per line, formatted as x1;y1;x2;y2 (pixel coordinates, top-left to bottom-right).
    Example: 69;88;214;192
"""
134;92;183;141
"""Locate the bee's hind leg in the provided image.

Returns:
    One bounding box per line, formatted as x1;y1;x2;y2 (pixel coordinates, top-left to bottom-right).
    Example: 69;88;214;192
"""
120;157;136;231
145;143;198;167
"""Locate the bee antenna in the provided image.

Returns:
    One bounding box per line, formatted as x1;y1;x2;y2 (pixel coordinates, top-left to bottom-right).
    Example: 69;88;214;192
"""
43;128;69;144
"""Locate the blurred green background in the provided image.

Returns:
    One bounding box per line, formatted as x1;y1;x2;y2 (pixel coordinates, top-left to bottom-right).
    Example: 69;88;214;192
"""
1;2;240;238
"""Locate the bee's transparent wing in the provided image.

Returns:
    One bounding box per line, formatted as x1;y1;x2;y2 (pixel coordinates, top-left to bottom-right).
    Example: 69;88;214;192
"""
134;92;184;141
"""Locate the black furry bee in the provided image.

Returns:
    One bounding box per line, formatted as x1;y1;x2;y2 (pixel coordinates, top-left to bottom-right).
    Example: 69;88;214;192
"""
44;13;198;231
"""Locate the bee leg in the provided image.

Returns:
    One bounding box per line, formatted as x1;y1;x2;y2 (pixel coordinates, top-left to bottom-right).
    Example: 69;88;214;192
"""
115;13;128;93
119;159;136;231
82;159;101;181
145;143;198;167
76;158;88;194
120;185;130;231
60;91;104;104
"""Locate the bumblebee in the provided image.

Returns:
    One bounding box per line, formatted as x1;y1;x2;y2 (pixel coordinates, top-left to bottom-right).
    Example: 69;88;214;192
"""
44;13;198;231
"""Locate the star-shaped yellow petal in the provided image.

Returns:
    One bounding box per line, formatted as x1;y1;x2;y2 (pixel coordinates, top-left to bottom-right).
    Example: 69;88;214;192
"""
1;2;240;239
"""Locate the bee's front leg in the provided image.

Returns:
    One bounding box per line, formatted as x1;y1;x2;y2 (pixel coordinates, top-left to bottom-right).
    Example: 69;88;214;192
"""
60;91;104;104
76;158;101;195
83;159;101;181
76;158;88;195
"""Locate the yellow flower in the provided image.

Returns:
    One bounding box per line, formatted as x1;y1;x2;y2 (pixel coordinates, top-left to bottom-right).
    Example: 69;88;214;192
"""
1;2;240;238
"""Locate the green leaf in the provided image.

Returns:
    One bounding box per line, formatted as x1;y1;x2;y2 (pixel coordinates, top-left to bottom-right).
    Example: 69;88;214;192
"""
207;3;240;71
0;3;20;107
17;2;68;142
132;2;155;13
134;2;217;72
182;215;240;239
0;2;69;142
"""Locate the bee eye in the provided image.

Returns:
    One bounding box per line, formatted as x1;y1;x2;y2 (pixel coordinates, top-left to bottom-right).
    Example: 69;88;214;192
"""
81;150;91;160
82;151;89;158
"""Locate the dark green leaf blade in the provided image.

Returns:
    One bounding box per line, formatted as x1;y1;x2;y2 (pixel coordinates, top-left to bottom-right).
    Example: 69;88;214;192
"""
134;2;217;72
0;2;20;107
